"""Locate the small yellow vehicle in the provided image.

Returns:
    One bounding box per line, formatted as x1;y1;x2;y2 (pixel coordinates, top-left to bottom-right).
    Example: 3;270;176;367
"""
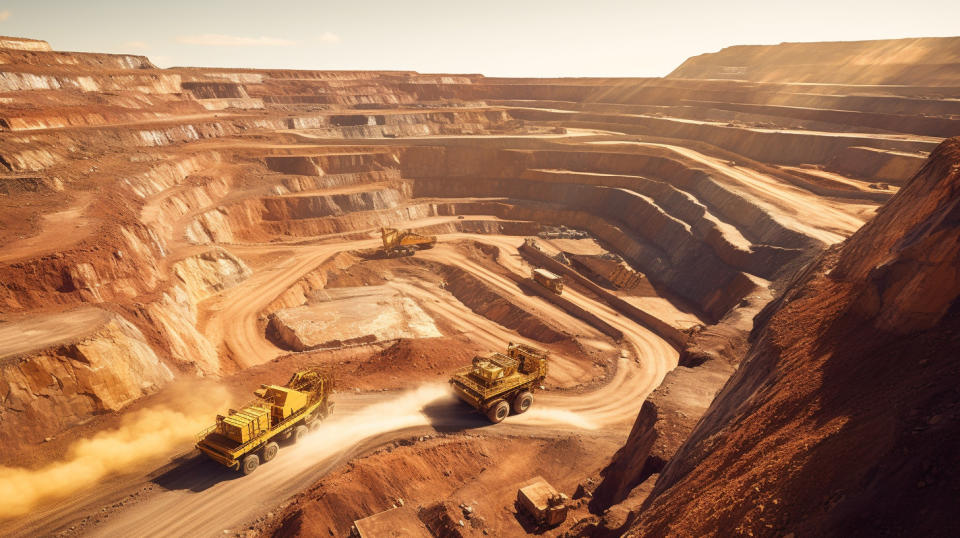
196;369;333;474
380;227;437;256
532;268;564;294
449;343;549;423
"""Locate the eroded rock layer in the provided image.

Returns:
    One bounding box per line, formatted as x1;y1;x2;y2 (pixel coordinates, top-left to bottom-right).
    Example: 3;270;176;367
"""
613;138;960;537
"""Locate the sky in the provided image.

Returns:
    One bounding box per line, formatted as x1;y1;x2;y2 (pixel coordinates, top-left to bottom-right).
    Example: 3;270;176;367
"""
1;0;958;76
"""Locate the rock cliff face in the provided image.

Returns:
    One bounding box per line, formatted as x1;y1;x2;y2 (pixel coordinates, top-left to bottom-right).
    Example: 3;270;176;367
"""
615;138;960;537
0;307;173;446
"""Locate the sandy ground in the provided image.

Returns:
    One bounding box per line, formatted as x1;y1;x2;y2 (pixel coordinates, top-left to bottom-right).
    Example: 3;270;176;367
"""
0;225;679;537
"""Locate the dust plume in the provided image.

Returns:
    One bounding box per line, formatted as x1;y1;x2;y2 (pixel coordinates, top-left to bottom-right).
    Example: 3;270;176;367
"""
297;383;451;459
517;407;600;430
0;387;230;520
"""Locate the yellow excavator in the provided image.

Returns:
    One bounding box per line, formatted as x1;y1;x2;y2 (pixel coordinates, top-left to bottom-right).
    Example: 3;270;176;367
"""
380;227;436;257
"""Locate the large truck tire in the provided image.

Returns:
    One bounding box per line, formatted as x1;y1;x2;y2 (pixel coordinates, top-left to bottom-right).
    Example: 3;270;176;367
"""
513;391;534;414
262;442;279;462
241;454;259;475
487;400;510;423
293;425;308;443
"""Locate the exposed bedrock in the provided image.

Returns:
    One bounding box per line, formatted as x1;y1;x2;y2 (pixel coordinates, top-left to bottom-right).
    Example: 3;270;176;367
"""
587;294;763;518
188;187;758;322
0;224;167;311
423;260;569;344
267;286;443;351
0;307;173;448
827;146;929;186
415;179;762;321
141;248;251;374
617;138;960;536
404;145;821;250
259;185;411;221
512;108;938;169
263;153;398;176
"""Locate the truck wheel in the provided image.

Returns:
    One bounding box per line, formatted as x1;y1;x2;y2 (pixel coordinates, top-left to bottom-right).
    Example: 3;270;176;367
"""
262;442;279;463
241;454;259;475
293;425;308;443
487;400;510;423
513;391;534;414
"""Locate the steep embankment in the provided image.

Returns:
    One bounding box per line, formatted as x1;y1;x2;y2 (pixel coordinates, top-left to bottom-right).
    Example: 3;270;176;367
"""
611;137;960;536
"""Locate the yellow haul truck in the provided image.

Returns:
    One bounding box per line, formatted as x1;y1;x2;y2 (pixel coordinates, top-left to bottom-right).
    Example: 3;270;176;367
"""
196;369;333;475
380;227;437;256
449;343;548;423
532;268;563;295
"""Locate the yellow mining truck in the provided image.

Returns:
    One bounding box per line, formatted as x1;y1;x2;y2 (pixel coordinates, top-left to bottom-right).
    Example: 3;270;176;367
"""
381;227;437;256
449;342;548;423
532;268;564;295
196;369;333;475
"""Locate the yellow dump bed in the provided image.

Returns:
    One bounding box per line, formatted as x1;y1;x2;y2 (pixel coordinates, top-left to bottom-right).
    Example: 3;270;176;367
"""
196;369;333;471
533;268;564;294
449;343;548;410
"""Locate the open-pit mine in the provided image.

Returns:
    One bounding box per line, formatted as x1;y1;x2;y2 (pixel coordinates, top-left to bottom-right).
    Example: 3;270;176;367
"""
0;33;958;537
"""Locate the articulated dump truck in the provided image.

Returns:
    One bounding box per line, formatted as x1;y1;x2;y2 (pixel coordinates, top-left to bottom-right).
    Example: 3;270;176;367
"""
380;227;437;256
449;343;549;423
196;369;333;475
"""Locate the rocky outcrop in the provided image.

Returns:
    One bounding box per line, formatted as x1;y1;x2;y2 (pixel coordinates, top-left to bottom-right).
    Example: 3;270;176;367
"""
0;36;52;51
619;137;960;536
0;307;173;448
267;286;442;351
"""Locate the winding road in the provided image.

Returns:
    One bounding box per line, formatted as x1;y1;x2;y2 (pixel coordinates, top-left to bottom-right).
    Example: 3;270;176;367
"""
2;228;678;538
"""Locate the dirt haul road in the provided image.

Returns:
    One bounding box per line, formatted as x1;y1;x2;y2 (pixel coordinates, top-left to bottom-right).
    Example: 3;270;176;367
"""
4;230;678;538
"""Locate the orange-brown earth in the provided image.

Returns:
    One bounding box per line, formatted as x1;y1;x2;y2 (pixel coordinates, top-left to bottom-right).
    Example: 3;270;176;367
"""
0;34;958;537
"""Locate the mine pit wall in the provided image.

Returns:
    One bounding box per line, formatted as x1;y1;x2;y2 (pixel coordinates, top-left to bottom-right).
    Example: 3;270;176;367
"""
0;71;182;94
186;181;760;323
0;224;166;311
827;146;928;185
259;185;412;221
412;178;758;322
279;169;402;193
500;267;625;342
425;261;569;343
611;138;960;537
693;100;960;139
405;145;819;251
140;248;251;374
511;107;937;175
0;119;274;172
264;153;399;176
0;310;174;449
517;242;685;349
0;225;248;376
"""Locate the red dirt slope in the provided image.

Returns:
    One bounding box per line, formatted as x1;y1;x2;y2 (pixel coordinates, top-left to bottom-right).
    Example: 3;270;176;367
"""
618;137;960;537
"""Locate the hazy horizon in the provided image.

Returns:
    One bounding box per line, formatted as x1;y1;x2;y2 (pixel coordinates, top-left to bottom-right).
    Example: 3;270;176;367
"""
2;0;959;76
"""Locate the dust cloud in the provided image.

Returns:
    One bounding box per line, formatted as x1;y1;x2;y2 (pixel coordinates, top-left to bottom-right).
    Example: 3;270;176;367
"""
296;384;599;463
297;383;451;459
0;389;230;520
518;407;600;430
